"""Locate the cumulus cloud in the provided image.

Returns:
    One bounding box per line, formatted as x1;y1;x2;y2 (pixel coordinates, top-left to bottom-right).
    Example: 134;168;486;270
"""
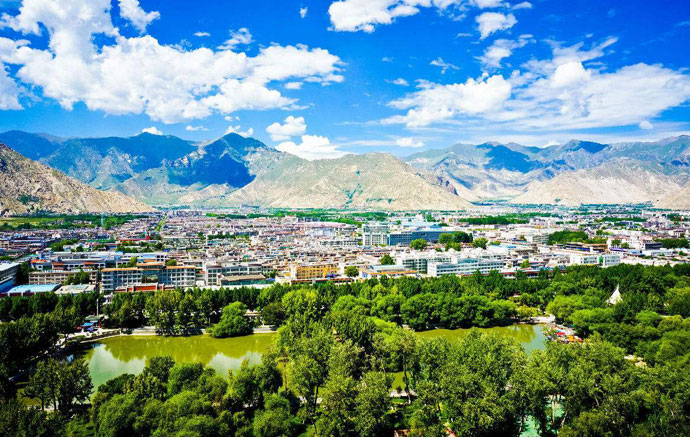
384;74;512;127
512;2;532;10
430;57;459;74
266;115;307;141
0;64;21;109
276;134;346;160
471;0;504;8
285;81;303;90
328;0;465;33
118;0;160;33
0;1;343;123
226;125;254;137
395;137;424;147
193;31;210;37
300;7;308;18
478;35;531;68
218;27;252;50
476;12;517;39
142;126;162;135
185;125;208;131
639;120;653;130
383;38;690;132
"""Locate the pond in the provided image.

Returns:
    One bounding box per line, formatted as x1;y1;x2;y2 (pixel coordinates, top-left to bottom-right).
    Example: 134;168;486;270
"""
82;324;547;390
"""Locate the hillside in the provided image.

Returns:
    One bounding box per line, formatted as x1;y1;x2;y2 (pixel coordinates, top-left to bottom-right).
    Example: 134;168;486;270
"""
512;159;683;206
225;153;472;210
0;143;153;215
657;183;690;209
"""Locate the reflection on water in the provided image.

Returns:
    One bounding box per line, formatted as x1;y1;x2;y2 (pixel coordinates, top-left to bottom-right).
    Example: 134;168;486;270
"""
83;333;275;389
84;326;546;391
416;323;548;354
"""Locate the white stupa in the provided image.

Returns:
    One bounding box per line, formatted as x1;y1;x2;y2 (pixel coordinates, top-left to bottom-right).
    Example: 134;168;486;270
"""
606;284;622;305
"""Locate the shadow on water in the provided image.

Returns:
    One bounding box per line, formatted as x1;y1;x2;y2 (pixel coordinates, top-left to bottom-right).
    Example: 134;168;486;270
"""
80;333;275;390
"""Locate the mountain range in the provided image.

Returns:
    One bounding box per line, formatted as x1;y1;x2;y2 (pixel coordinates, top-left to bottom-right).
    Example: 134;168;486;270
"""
1;130;689;211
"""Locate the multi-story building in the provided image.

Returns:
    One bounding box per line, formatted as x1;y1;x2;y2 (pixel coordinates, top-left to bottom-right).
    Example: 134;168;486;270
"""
205;263;264;286
0;263;19;293
289;263;339;280
388;229;446;246
396;253;453;274
101;262;198;292
428;258;505;277
29;270;98;285
362;223;389;246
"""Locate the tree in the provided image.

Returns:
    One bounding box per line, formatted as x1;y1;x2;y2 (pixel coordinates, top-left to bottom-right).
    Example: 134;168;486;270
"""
210;302;252;338
410;239;427;250
25;358;60;411
56;358;93;414
253;394;297;437
354;371;393;436
260;302;285;326
165;259;178;266
344;266;359;278
472;237;489;249
380;254;394;265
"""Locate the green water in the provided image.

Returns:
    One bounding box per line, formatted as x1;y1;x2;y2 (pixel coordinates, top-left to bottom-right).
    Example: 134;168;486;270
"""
82;333;275;389
82;325;546;391
391;324;547;390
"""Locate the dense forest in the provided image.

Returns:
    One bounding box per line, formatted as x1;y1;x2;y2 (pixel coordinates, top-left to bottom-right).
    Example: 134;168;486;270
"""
2;263;690;436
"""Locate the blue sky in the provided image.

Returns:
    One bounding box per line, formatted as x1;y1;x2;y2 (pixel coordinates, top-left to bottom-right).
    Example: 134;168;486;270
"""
0;0;689;159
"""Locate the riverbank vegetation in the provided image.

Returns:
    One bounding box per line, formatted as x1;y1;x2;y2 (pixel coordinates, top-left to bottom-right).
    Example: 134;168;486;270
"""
2;263;690;435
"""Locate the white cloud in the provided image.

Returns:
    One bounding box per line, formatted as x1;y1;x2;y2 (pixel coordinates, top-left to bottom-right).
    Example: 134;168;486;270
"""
0;63;21;109
276;134;346;160
218;27;252;50
384;74;512;127
328;0;464;33
300;7;308;18
395;137;424;147
266;115;307;141
193;31;210;37
430;57;459;74
185;125;208;131
478;35;531;68
142;126;162;135
471;0;504;8
118;0;160;34
285;81;303;90
476;12;517;39
226;125;254;137
381;56;393;62
639;120;653;130
0;1;343;123
383;39;690;133
387;77;409;86
512;1;532;10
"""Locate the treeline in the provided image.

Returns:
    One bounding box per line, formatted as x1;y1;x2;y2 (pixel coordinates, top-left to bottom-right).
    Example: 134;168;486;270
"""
0;292;97;377
102;272;542;335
